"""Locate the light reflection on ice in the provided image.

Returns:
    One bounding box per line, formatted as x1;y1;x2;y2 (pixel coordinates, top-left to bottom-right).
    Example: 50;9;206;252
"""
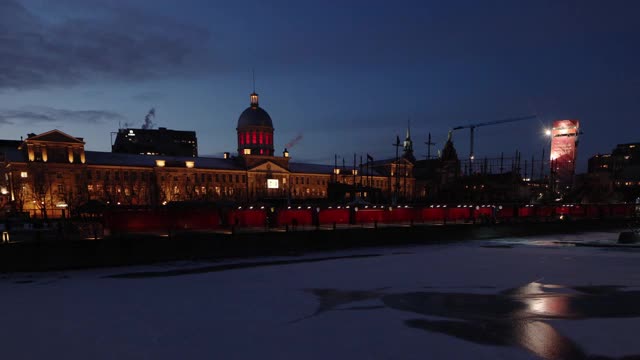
480;231;625;248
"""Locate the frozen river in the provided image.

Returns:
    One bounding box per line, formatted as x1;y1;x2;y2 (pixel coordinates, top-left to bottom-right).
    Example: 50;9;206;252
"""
2;231;640;359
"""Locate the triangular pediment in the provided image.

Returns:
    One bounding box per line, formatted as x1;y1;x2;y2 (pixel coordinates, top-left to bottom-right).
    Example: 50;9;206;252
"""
26;129;84;144
248;160;289;173
399;158;414;166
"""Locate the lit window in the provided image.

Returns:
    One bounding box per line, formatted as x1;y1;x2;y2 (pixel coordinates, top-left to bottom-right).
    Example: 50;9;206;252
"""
244;149;251;155
20;172;28;178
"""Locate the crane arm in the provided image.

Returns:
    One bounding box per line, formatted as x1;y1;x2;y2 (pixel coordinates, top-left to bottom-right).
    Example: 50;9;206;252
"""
449;114;537;162
452;115;536;130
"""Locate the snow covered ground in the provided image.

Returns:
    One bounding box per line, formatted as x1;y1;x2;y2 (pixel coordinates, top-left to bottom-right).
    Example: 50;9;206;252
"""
2;231;640;360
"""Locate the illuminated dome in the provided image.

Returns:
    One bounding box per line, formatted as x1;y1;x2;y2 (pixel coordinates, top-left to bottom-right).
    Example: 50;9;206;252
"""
237;106;273;128
236;92;275;156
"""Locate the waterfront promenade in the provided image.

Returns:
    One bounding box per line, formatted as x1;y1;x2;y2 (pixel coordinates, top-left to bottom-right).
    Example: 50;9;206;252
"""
0;218;630;272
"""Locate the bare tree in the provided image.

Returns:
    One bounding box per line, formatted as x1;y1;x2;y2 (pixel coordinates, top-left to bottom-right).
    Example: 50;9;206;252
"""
27;163;52;219
9;170;27;214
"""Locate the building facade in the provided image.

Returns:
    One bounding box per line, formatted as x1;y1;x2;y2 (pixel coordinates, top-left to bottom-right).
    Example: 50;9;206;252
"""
0;92;415;218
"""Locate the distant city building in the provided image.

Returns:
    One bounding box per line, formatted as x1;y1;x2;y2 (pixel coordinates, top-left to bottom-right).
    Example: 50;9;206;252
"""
588;143;640;175
550;119;580;192
587;142;640;202
112;127;198;157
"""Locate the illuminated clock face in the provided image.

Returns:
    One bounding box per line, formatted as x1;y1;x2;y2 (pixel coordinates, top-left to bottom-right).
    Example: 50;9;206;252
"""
267;179;279;189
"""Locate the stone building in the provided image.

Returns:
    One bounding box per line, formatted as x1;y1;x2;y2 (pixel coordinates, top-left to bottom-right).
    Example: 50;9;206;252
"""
0;91;414;218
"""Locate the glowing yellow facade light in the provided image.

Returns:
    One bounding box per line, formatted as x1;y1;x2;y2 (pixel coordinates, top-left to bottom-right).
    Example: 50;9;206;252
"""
156;159;166;167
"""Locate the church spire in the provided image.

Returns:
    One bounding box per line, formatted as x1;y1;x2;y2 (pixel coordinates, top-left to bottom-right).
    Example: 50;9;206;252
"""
402;118;416;162
405;119;412;142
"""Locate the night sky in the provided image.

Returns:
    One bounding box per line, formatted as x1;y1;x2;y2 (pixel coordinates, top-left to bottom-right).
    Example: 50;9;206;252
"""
1;0;639;171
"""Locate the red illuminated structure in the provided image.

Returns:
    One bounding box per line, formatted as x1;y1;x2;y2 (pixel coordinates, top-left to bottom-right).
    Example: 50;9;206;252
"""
237;92;275;156
550;119;580;192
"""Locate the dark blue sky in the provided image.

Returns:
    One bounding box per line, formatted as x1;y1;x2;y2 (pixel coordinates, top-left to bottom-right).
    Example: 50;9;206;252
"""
1;0;639;170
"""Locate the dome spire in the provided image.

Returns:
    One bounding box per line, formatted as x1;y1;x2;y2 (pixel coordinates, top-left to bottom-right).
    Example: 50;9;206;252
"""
250;92;259;107
237;74;274;157
250;68;259;107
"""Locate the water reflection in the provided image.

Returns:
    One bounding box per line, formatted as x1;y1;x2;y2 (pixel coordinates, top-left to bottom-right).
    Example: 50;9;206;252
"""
302;283;640;359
